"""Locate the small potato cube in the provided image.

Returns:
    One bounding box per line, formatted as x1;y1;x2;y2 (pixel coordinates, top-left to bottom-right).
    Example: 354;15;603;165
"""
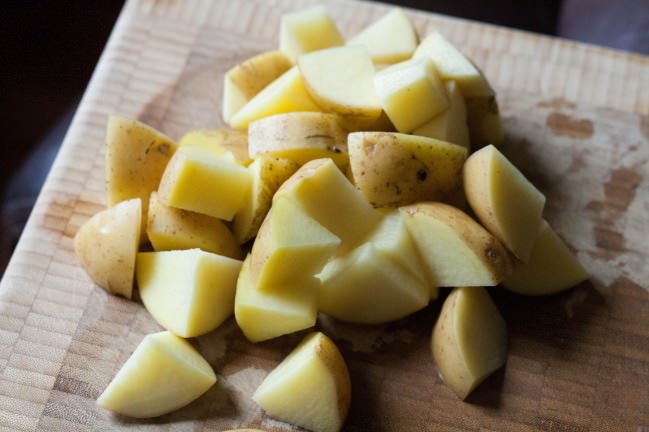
280;5;344;61
178;128;250;165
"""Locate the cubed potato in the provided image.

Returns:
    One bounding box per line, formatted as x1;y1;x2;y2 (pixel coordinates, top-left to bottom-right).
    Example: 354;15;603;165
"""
157;146;251;221
347;7;417;64
275;158;382;248
464;144;546;262
374;57;448;132
97;331;216;418
223;50;294;123
74;198;141;299
235;255;318;343
147;191;242;259
413;80;470;150
229;66;321;129
248;112;349;168
298;45;382;129
253;332;351;432
503;220;588;295
178;128;250;165
413;31;494;97
250;196;340;291
400;202;511;287
233;156;300;244
136;249;242;338
279;5;344;61
432;287;507;400
465;95;505;147
348;131;467;207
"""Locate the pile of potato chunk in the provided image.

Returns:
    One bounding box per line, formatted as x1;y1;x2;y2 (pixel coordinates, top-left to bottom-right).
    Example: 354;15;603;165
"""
74;5;588;431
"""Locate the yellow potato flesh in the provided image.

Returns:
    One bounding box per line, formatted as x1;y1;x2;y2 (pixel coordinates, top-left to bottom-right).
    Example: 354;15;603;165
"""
400;202;511;287
298;45;382;129
157;146;251;221
280;5;344;61
374;57;448;132
250;196;340;291
137;249;242;337
504;220;588;295
74;198;141;299
223;50;293;123
235;256;318;343
178;128;250;165
147;191;242;259
413;80;470;150
233;156;300;244
97;331;216;418
464;144;546;262
347;7;417;64
413;31;494;98
253;332;351;432
229;66;321;129
432;287;507;400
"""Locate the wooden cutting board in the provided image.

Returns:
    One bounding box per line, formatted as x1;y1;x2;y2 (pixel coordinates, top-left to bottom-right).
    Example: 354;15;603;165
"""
1;0;649;430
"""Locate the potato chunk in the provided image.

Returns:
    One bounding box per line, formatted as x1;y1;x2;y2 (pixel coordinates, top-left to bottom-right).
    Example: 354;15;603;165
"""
465;95;505;147
279;5;344;61
432;287;507;400
137;249;242;337
253;332;351;432
464;144;546;262
97;331;216;418
178;128;250;165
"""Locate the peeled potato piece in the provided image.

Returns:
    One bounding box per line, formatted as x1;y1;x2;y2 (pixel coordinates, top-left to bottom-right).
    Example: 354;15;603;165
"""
432;287;507;400
253;332;351;432
178;128;251;165
280;5;344;61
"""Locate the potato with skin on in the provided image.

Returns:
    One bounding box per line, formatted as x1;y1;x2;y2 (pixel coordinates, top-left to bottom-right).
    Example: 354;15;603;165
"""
348;131;468;207
235;255;318;343
250;196;340;291
229;67;321;129
298;45;382;130
400;202;511;287
374;57;449;133
413;31;494;98
158;145;251;221
465;95;505;147
413;80;470;150
137;249;242;338
275;158;382;249
432;287;507;400
503;220;588;295
74;198;141;299
233;155;300;244
464;144;546;262
253;332;351;432
279;5;344;61
97;331;216;418
347;7;417;64
147;192;242;259
223;50;293;123
248;112;349;168
178;128;251;165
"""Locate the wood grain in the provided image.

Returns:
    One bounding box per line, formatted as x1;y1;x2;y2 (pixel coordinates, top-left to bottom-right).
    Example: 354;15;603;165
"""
1;0;649;430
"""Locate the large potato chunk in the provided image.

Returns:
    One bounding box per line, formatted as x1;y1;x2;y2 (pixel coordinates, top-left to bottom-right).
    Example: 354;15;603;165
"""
348;132;467;207
229;67;321;129
223;51;293;123
432;287;507;400
279;5;344;61
147;192;242;259
298;45;382;129
464;144;546;262
235;255;318;343
97;331;216;418
178;128;250;165
374;57;448;132
158;146;251;221
400;202;511;287
74;198;141;299
347;7;417;64
253;332;351;432
413;31;494;98
136;249;242;337
503;220;588;295
248;112;349;167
